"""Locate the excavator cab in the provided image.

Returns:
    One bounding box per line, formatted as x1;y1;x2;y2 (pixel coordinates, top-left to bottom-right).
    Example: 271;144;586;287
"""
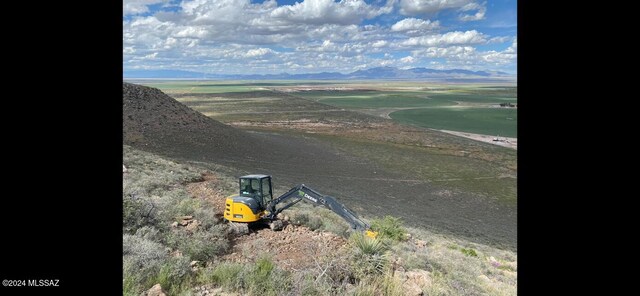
239;175;273;208
225;175;274;224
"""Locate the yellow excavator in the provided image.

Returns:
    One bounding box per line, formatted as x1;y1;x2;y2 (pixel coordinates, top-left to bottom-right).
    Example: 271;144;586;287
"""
224;174;377;238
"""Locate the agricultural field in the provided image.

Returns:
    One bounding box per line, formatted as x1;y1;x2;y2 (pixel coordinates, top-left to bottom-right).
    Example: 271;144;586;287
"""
134;80;340;94
391;107;517;137
292;84;517;138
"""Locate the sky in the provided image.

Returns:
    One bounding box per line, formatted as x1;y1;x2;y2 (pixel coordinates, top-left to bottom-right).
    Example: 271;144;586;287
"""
123;0;516;75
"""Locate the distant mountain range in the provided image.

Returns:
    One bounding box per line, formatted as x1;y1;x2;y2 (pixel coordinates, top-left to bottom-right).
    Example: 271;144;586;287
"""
124;67;513;80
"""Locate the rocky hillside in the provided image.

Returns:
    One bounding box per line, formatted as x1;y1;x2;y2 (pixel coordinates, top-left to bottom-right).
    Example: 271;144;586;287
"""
123;82;254;157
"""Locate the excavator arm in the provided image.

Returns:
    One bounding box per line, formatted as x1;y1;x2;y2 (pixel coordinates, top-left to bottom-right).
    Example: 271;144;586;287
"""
265;184;371;232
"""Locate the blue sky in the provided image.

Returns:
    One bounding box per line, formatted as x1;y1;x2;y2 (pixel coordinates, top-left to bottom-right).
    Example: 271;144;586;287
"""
123;0;516;74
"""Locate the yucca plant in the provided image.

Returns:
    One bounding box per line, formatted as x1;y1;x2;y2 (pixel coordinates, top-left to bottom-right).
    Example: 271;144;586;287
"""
349;232;389;276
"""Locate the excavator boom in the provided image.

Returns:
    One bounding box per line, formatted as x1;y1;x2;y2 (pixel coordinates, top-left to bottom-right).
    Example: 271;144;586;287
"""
265;184;370;232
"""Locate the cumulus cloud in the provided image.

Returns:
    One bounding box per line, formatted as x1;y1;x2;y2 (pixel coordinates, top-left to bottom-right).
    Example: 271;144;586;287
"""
400;56;415;63
270;0;389;25
399;0;471;14
391;18;440;33
123;0;169;16
399;0;486;21
124;0;515;74
372;40;388;48
411;41;516;67
143;52;158;59
414;46;477;59
245;48;275;58
458;2;486;21
480;39;517;64
401;30;487;47
488;36;511;44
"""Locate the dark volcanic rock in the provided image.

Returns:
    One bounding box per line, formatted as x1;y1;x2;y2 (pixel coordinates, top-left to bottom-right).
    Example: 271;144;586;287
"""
123;82;254;157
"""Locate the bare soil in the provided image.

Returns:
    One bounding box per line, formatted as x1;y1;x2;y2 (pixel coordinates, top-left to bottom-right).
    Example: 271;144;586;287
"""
222;225;348;271
436;129;517;150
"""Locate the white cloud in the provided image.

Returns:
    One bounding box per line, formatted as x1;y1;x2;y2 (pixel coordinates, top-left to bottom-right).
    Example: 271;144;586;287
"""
479;39;517;64
270;0;389;25
401;30;486;47
488;36;511;44
399;0;473;14
372;40;388;48
410;41;516;67
391;18;440;33
123;0;169;16
400;56;415;63
399;0;486;21
458;2;486;21
123;47;136;54
414;46;477;59
245;48;275;58
123;0;515;74
143;52;158;59
174;26;208;38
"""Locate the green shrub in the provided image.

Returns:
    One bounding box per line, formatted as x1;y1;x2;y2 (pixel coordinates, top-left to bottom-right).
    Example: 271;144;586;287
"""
320;218;350;237
291;273;333;296
166;228;230;261
352;273;403;296
199;258;292;296
123;234;168;294
123;234;167;271
461;248;478;257
175;198;200;217
245;257;292;296
135;226;163;242
351;232;388;256
123;272;138;296
199;263;244;290
291;212;309;226
255;256;275;277
193;207;223;230
394;242;429;271
151;257;193;295
370;216;407;242
307;216;324;231
123;194;160;233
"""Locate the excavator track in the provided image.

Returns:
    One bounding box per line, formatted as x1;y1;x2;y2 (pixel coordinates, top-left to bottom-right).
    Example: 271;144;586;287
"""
268;220;283;231
229;221;249;235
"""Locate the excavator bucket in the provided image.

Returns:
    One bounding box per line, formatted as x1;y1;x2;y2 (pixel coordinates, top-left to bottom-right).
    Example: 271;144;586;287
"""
365;230;379;239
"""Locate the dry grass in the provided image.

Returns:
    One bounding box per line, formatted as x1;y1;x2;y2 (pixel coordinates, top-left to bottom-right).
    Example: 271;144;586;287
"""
395;226;517;295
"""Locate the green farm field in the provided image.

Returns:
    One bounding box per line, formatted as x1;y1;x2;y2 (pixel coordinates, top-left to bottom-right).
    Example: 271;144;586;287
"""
290;84;517;138
391;107;517;137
